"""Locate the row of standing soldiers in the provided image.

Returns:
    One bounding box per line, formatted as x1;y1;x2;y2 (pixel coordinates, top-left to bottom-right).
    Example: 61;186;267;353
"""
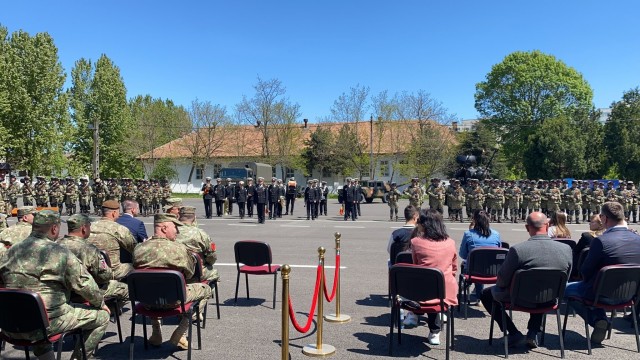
4;176;172;216
385;177;639;224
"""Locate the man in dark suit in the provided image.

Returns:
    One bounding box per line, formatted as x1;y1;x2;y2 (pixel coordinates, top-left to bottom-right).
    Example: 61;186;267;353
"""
480;211;572;348
213;178;226;217
201;177;214;219
116;200;148;243
343;178;357;221
253;177;267;224
565;201;640;344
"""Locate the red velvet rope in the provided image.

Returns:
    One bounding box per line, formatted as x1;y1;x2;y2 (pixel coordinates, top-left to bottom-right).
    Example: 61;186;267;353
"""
323;254;340;302
288;265;322;333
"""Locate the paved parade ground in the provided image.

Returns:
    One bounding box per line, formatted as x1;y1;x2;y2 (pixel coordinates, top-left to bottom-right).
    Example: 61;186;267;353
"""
3;198;640;360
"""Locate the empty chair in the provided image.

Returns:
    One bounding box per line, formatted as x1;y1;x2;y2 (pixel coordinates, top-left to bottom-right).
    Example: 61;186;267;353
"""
0;289;87;360
458;247;509;319
234;241;281;309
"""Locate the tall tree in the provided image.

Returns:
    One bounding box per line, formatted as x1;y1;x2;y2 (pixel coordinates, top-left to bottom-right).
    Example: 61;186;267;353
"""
330;84;370;157
604;88;640;181
397;123;457;182
332;123;368;178
0;28;70;175
456;121;510;179
475;50;593;169
301;126;335;178
271;101;304;179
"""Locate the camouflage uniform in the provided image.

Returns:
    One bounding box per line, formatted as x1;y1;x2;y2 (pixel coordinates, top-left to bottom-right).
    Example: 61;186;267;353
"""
618;184;634;221
448;181;466;222
581;183;592;222
426;180;446;214
22;177;35;206
151;181;162;214
403;179;424;208
161;182;172;206
469;181;485;213
505;183;522;223
546;183;562;217
0;212;108;358
564;184;582;224
108;180;122;201
79;179;93;214
6;177;20;212
57;234;129;302
65;177;79;216
0;183;6;214
590;184;606;215
92;179;108;214
177;224;219;282
386;185;402;221
486;182;505;222
0;207;35;246
89;219;137;280
34;177;49;207
529;186;543;213
630;182;638;223
48;178;65;214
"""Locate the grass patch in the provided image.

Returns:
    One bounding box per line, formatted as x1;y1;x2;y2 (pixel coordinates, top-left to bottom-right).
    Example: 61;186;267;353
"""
170;193;203;199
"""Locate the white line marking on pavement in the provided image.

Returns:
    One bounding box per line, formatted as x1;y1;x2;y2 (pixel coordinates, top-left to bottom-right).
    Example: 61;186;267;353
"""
228;223;258;227
281;225;311;228
215;262;346;269
334;226;365;229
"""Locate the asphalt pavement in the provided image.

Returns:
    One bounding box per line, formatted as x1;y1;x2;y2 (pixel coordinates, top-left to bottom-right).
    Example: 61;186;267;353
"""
2;199;640;359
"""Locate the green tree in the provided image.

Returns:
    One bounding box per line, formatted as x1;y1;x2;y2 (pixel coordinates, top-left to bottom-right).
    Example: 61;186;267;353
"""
397;123;457;182
301;126;335;178
475;50;593;170
604;88;640;181
0;28;70;175
523;115;589;179
332;123;368;178
456;121;509;178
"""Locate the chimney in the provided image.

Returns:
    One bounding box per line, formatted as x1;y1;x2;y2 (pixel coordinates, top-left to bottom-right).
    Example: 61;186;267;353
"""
303;118;308;128
452;121;459;132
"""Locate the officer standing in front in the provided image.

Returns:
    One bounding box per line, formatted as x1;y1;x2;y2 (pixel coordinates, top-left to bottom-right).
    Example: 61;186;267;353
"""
253;177;267;224
213;178;226;217
201;177;214;219
285;177;297;215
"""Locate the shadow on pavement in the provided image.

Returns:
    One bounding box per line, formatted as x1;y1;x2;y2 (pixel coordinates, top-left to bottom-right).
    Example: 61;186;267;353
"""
355;294;389;307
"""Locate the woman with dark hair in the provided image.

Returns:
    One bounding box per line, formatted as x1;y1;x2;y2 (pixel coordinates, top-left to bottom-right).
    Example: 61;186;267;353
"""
459;210;502;300
408;209;458;346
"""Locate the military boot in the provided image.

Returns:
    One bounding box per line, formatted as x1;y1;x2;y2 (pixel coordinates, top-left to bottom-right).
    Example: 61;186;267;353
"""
149;318;163;346
169;316;190;350
395;215;398;222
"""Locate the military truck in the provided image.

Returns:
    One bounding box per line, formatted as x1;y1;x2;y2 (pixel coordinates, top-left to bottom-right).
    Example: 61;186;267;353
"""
218;162;272;184
361;180;390;203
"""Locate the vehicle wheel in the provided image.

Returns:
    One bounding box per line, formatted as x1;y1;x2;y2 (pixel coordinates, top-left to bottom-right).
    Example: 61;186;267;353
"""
382;193;388;203
365;197;374;203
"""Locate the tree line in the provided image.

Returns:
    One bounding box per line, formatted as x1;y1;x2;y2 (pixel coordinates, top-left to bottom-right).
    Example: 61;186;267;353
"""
1;25;638;182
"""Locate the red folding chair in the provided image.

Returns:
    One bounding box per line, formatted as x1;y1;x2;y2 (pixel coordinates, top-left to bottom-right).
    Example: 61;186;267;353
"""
234;241;281;309
458;247;509;319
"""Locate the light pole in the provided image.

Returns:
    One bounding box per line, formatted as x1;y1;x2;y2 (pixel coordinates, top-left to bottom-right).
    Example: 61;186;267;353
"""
88;119;99;180
369;115;374;180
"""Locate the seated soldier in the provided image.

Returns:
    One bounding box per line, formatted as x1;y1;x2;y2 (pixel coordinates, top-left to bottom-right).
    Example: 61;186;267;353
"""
133;214;212;349
0;206;36;247
177;206;218;281
164;197;183;216
89;200;136;280
58;214;129;304
0;210;109;360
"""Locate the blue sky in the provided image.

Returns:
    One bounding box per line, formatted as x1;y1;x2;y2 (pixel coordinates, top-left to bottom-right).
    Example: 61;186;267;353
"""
2;1;639;122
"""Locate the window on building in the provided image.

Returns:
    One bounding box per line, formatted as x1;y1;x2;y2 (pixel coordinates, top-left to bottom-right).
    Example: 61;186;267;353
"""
195;165;205;180
379;160;390;177
360;169;370;178
213;163;221;178
285;167;295;179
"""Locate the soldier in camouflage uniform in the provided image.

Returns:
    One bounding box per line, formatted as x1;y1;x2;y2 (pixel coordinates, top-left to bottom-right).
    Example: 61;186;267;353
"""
590;182;606;216
560;180;569;213
505;180;522;223
0;182;7;214
448;179;466;222
65;176;79;216
605;181;619;203
89;200;137;281
48;177;65;214
629;181;639;223
138;180;152;216
121;178;138;205
0;213;8;235
92;178;108;215
108;178;123;202
486;180;505;222
34;176;49;207
564;181;582;224
151;179;162;214
79;178;92;214
386;182;402;221
0;210;109;360
619;181;635;222
0;206;36;247
427;178;446;214
469;179;485;214
403;177;424;208
161;179;172;206
546;181;562;218
22;175;35;206
519;180;530;220
581;181;592;222
6;175;20;213
134;213;212;349
57;214;129;303
529;182;543;213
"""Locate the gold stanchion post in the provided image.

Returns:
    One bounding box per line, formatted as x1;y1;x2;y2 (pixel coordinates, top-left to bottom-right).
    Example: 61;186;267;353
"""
325;232;351;323
303;247;336;357
281;264;291;360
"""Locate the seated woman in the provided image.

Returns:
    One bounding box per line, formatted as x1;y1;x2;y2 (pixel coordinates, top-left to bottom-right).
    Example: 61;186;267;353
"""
408;209;458;346
571;214;604;278
459;210;502;300
548;212;571;239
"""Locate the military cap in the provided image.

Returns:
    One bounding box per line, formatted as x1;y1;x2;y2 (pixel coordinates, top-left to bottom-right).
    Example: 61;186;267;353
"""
163;198;183;209
239;180;244;185
17;206;37;218
313;179;318;183
9;174;15;179
308;180;313;184
23;175;30;180
346;177;352;182
36;175;44;179
247;178;254;182
321;180;327;184
629;181;635;185
608;181;613;184
257;177;264;181
226;178;232;181
154;213;184;227
179;206;197;215
272;177;277;181
51;177;58;181
80;177;88;182
205;176;211;180
66;214;95;231
33;210;60;226
290;177;295;181
391;182;397;186
216;178;222;181
102;200;120;210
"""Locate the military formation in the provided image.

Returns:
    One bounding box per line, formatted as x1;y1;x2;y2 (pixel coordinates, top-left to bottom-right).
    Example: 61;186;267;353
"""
389;178;640;224
0;176;173;217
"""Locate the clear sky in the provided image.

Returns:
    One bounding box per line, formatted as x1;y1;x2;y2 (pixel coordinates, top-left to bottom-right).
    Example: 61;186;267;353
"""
2;1;639;122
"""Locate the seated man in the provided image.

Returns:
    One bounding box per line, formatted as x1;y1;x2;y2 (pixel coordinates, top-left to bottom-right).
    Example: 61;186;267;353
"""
133;214;212;349
177;206;218;282
0;210;109;360
565;201;640;344
386;205;419;266
89;200;137;280
116;200;148;243
0;206;36;247
58;214;129;303
164;197;183;216
480;212;572;348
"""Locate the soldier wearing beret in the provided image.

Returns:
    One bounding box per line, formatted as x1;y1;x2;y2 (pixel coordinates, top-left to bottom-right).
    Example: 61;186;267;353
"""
0;206;36;247
88;200;137;280
133;213;212;349
0;210;110;360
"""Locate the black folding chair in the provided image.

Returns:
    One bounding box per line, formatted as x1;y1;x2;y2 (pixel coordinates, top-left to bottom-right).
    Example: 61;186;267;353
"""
489;268;568;359
395;251;414;265
98;249;123;343
190;252;221;328
553;239;576;252
234;241;281;309
127;269;202;360
458;247;509;319
563;265;640;355
0;289;86;360
389;264;454;360
501;242;510;249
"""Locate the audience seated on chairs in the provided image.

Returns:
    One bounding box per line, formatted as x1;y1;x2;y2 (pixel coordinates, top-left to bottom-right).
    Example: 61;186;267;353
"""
459;210;502;301
409;209;459;345
387;205;419;267
58;214;129;303
0;210;109;360
564;201;640;345
571;214;604;278
548;211;571;239
480;211;572;349
133;214;212;350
